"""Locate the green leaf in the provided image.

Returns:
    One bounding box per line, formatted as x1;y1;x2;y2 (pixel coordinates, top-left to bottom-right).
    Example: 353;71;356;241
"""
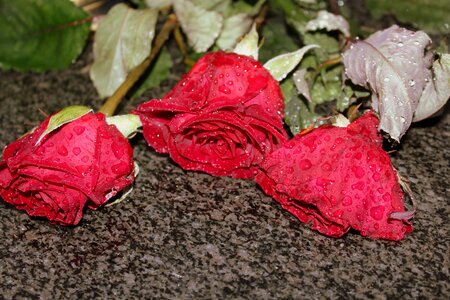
303;32;340;61
133;47;173;97
90;4;158;98
309;64;343;105
282;79;319;135
0;0;91;72
259;20;299;63
141;0;172;9
174;0;224;52
106;114;142;139
366;0;450;34
233;24;259;60
216;13;253;50
268;0;324;36
263;44;318;81
37;106;92;144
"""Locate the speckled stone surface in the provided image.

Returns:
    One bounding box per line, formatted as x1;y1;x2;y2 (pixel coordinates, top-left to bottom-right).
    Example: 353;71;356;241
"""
0;48;449;299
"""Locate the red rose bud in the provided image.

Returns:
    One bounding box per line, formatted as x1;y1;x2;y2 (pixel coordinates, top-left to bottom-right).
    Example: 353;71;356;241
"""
255;112;413;240
0;109;135;225
133;51;288;179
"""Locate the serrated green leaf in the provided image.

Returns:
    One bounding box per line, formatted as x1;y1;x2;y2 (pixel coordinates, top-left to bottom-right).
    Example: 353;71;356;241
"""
133;47;173;97
216;13;253;50
231;0;266;16
37;106;92;144
269;0;324;36
259;20;299;63
309;64;343;105
303;32;340;61
192;0;230;12
90;4;158;98
264;44;318;81
0;0;90;72
233;24;259;59
174;0;223;52
366;0;450;34
282;79;319;135
143;0;172;9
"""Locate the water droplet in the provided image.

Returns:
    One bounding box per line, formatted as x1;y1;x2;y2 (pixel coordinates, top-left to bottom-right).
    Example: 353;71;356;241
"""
372;172;381;181
370;206;385;221
299;159;312;170
218;85;231;94
57;145;68;156
321;162;331;171
351;181;365;190
342;196;352;206
111;162;129;174
383;77;390;82
352;166;365;178
72;147;81;156
382;193;392;202
409;79;415;87
111;142;124;159
73;126;85;135
333;209;344;219
35;147;45;156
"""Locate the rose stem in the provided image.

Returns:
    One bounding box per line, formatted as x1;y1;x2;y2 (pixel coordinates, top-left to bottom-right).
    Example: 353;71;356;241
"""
99;14;178;116
254;4;269;29
173;26;195;67
309;55;342;90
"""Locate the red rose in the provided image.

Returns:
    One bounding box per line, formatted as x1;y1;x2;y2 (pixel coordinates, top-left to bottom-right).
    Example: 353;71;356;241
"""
133;51;287;178
256;112;413;240
0;111;135;225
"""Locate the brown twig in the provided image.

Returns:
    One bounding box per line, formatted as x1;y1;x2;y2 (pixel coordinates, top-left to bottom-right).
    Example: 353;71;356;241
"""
174;25;195;67
99;14;178;116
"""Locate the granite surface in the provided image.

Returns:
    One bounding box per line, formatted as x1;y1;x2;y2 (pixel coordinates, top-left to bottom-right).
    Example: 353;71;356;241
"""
0;48;449;299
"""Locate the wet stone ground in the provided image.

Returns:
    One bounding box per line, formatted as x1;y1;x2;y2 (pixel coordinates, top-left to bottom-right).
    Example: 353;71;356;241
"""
0;45;449;299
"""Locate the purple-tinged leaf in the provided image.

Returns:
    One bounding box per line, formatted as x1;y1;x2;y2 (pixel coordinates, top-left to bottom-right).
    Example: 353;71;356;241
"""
342;25;432;141
413;53;450;122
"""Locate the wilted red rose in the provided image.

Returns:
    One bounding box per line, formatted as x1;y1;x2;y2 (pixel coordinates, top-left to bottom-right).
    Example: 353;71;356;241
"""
0;112;135;225
133;51;287;179
256;112;413;240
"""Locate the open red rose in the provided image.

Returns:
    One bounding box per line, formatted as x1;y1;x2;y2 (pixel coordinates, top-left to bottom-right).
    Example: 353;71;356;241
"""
0;111;135;225
256;112;413;240
133;51;287;178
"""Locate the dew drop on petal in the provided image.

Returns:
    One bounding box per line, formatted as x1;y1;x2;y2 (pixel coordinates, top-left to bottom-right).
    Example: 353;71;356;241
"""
342;196;352;206
321;162;331;171
111;142;124;159
73;126;85;135
218;85;231;94
72;147;81;156
372;172;381;181
57;145;68;156
370;206;385;221
111;162;129;174
382;192;392;202
299;159;312;170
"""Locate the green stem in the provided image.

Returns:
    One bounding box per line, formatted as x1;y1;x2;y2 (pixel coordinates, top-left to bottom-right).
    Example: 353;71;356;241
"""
99;14;178;116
